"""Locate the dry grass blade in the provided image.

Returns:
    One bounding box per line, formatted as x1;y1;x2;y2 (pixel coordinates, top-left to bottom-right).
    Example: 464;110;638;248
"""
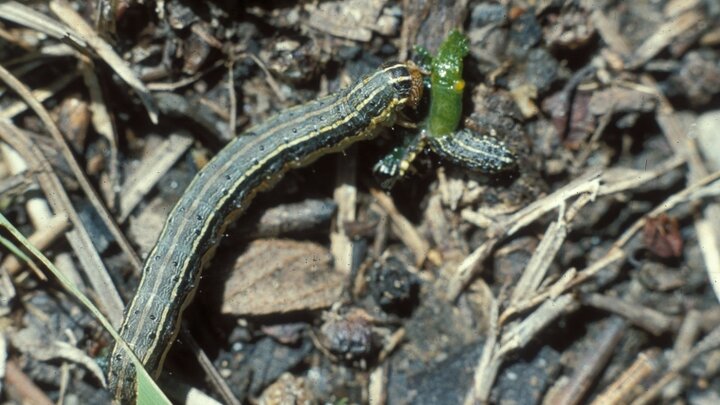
248;53;286;103
0;144;79;287
16;339;107;386
48;0;159;123
0;1;87;47
0;213;171;404
1;212;69;277
0;2;157;124
612;170;720;248
589;8;632;56
0;73;78;120
448;238;499;301
0;172;33;201
227;61;238;137
0;121;124;325
597;155;685;196
501;170;602;237
369;365;387;405
2;143;93;294
79;58;120;209
0;61;142;272
631;9;720;305
696;215;720;301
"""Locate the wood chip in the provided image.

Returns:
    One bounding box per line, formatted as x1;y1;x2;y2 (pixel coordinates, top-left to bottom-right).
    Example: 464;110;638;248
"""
588;86;657;116
304;0;388;41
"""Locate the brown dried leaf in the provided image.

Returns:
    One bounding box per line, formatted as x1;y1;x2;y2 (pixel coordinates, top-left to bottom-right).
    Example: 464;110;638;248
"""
221;239;342;316
55;95;90;154
643;214;683;259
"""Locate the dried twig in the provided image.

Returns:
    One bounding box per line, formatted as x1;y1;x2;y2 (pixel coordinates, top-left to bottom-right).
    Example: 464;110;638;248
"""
590;349;660;405
632;324;720;405
0;60;142;273
544;317;626;405
370;188;429;266
5;361;54;405
49;0;159;123
505;169;720;322
331;152;358;274
0;122;124;325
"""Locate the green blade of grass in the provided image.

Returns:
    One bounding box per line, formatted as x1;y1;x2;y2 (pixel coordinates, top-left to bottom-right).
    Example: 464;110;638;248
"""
0;213;170;404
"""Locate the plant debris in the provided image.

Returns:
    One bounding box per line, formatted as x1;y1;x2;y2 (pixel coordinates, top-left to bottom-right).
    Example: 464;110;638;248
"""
1;1;720;404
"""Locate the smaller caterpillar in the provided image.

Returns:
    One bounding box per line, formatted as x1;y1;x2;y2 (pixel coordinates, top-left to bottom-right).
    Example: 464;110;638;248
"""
428;129;516;174
373;30;516;188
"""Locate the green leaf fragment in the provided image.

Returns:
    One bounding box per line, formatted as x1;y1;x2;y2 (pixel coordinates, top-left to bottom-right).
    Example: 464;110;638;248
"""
428;30;470;138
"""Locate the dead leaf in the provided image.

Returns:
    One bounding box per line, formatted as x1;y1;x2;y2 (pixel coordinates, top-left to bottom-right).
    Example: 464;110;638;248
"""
221;239;343;316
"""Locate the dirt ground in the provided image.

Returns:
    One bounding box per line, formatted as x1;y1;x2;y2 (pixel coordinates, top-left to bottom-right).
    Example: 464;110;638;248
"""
1;0;720;404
